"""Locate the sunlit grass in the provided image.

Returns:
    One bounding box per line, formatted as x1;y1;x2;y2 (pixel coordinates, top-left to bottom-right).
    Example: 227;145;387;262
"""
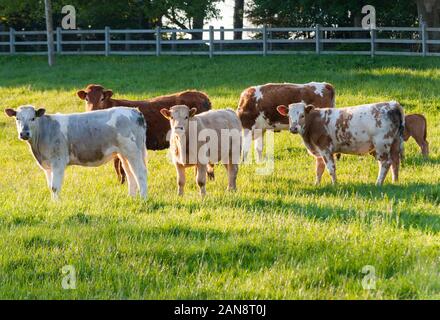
0;55;439;299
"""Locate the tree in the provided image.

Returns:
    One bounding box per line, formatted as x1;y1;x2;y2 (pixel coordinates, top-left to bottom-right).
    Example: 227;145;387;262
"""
233;0;245;39
164;0;222;39
44;0;54;66
416;0;440;27
246;0;417;29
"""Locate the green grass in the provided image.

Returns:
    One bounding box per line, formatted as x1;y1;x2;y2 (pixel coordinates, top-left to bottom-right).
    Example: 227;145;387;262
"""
0;55;439;299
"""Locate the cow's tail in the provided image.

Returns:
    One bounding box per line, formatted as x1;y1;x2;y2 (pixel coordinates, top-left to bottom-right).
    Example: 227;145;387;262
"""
135;108;148;166
325;83;336;108
393;102;405;161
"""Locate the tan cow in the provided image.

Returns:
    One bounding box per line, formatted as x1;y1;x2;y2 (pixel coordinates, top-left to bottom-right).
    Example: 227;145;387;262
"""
277;101;405;186
160;105;242;197
237;82;335;161
404;114;429;157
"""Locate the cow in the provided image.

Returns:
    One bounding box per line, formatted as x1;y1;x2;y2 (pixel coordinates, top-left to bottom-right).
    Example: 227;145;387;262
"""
403;114;429;157
277;101;405;186
160;105;242;197
77;84;212;183
237;82;335;161
5;106;148;200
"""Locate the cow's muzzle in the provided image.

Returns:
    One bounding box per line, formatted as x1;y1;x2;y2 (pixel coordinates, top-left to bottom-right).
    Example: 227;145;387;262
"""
19;131;30;140
289;127;298;134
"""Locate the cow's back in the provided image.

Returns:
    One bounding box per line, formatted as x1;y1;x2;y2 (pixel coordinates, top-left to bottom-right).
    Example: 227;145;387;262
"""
139;90;211;150
237;83;334;130
54;108;145;165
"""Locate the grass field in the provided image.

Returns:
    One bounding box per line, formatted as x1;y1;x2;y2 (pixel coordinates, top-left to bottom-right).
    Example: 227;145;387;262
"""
0;55;439;299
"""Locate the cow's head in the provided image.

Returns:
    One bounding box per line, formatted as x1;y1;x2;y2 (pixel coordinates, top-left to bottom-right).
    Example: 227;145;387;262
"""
160;104;197;135
277;102;315;134
77;84;113;111
5;105;46;141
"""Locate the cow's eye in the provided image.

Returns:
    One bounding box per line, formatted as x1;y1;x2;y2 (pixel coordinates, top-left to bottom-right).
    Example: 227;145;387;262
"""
185;116;188;119
100;97;105;102
300;115;305;118
31;117;35;121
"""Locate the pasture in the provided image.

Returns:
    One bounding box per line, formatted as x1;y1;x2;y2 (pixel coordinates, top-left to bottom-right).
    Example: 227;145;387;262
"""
0;55;439;299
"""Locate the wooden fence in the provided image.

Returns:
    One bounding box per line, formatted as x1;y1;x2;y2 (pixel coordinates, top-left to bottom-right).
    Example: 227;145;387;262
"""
1;25;439;57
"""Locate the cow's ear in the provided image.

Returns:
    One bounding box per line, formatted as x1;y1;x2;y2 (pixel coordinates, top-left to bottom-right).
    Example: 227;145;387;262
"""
103;90;113;99
5;108;17;117
160;108;171;120
276;105;289;116
189;108;197;118
36;108;46;117
305;105;315;114
77;90;87;100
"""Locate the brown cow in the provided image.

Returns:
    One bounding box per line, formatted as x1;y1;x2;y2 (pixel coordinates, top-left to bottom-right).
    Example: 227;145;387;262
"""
237;82;335;161
77;84;212;183
404;114;429;157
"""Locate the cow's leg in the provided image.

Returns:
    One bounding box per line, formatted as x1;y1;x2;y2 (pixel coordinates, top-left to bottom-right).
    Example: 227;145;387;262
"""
196;164;207;197
315;157;326;185
113;157;126;184
50;165;66;200
390;139;401;183
377;159;392;186
207;163;215;180
225;163;238;191
119;156;137;196
125;153;148;198
413;135;429;157
43;168;52;187
176;164;186;196
321;152;337;184
374;139;393;186
254;129;264;162
242;129;252;163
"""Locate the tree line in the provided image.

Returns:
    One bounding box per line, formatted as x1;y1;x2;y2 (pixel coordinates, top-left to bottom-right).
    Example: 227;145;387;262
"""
0;0;439;38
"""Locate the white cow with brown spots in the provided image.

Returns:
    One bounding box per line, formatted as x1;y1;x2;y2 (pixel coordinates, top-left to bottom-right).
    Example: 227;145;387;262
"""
277;101;405;186
237;82;335;161
160;105;242;197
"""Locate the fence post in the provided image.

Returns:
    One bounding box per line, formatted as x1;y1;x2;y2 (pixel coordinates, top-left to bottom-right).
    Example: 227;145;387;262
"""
421;22;427;56
156;27;161;56
262;25;267;56
209;25;214;58
9;28;15;54
370;28;376;58
315;24;321;54
220;26;224;51
56;27;62;53
171;31;176;51
105;26;110;56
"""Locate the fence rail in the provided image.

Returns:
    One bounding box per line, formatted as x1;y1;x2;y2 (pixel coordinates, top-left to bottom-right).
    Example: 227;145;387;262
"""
0;24;439;57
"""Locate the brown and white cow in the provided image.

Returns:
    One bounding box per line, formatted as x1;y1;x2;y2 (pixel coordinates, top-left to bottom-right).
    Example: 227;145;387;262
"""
277;101;405;186
77;84;212;183
403;114;429;157
160;105;242;197
237;82;335;161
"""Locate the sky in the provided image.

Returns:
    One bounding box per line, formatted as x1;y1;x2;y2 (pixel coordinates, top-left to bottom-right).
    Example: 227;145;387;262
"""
203;0;253;39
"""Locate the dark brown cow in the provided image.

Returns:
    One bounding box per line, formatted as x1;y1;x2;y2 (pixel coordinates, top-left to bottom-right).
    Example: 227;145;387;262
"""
237;82;335;161
403;114;429;157
77;84;212;183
